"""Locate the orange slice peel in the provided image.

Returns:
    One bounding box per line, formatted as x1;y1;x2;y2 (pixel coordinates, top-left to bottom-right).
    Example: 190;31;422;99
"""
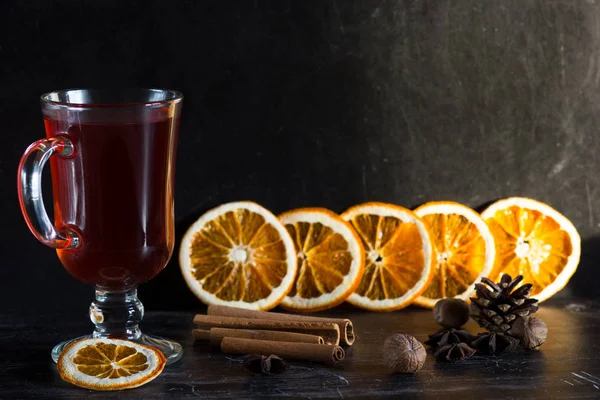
341;202;435;311
279;207;365;312
57;338;166;391
180;201;297;310
481;197;581;303
413;201;496;308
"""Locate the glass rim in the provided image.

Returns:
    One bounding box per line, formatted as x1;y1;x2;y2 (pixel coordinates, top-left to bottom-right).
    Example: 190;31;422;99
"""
40;88;183;108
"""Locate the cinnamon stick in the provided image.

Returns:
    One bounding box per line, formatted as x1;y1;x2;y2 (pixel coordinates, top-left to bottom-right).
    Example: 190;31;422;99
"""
220;337;345;364
193;314;340;345
193;328;325;346
207;305;355;346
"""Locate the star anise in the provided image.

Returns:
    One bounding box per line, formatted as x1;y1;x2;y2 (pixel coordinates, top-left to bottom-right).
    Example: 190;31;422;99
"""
243;354;289;375
434;342;476;362
425;328;476;362
424;328;475;348
471;332;520;355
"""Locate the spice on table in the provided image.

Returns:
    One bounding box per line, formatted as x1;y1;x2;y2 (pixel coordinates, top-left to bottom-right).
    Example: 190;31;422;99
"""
207;304;355;346
433;298;470;329
243;354;289;375
193;314;341;345
434;342;476;362
471;331;520;355
192;306;356;368
382;334;426;373
509;317;547;350
425;329;476;362
424;329;474;348
470;273;549;351
193;327;325;346
470;274;539;333
221;337;345;365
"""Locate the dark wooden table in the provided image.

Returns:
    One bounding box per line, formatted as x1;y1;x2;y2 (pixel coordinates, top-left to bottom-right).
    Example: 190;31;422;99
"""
2;297;599;399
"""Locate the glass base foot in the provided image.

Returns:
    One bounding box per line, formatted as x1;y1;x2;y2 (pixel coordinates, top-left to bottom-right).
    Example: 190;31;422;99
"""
51;334;183;365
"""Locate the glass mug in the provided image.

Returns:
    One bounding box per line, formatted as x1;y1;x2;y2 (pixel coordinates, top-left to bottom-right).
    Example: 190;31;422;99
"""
17;89;183;364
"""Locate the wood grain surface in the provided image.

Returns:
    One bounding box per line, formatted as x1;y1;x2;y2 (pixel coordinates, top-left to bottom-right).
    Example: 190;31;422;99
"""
1;298;599;399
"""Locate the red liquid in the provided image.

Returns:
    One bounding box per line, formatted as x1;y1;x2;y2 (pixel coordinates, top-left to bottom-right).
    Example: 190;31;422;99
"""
46;116;178;289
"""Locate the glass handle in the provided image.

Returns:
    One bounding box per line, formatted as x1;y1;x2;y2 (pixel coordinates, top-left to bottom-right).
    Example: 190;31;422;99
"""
17;136;81;249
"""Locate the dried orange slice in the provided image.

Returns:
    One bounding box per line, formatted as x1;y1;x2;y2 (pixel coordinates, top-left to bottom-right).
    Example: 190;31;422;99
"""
481;197;581;302
57;338;166;391
279;208;365;312
413;201;496;308
341;202;434;311
180;201;297;310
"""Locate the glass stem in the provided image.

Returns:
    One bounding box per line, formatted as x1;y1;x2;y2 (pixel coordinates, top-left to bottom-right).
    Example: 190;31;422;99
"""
89;288;144;340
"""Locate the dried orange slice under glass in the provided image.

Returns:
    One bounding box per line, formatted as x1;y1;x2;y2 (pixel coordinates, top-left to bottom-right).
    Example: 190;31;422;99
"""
57;338;166;391
180;201;297;310
481;197;581;303
279;208;365;312
413;201;495;308
341;202;434;311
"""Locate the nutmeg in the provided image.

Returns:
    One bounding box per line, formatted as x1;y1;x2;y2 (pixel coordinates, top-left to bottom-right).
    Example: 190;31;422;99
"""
433;298;470;329
509;316;547;349
382;334;426;373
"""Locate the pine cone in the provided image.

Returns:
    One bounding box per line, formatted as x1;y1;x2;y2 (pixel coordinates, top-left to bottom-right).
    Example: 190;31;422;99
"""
471;332;520;355
424;329;475;348
470;274;539;333
434;342;476;362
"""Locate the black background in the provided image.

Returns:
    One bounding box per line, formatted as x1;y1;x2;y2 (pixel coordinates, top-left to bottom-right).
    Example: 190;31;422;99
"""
1;0;599;318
